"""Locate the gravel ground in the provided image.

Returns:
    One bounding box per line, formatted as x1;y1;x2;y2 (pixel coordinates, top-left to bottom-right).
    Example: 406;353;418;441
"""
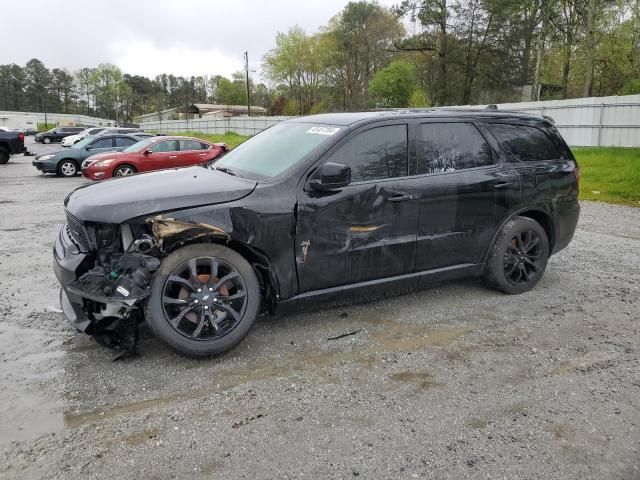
0;138;639;480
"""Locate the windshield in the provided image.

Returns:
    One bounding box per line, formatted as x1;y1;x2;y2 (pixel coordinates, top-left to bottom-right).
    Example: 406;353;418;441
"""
72;137;95;149
214;122;341;180
122;138;155;153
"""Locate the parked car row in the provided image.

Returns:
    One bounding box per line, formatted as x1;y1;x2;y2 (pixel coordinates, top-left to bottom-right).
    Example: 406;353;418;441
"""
33;134;228;179
35;126;143;145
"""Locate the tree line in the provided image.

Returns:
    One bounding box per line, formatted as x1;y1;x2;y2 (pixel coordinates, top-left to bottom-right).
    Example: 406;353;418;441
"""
0;0;638;122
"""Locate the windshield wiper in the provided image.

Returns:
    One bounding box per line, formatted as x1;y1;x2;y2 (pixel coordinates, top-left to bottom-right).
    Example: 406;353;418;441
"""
216;166;239;177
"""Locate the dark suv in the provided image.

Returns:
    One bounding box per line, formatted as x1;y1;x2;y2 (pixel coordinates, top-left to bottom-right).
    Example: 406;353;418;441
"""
35;126;85;144
54;110;580;357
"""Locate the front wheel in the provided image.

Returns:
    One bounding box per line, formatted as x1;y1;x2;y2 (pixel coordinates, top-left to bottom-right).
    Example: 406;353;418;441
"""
485;216;549;294
57;159;78;177
145;244;260;357
113;164;136;177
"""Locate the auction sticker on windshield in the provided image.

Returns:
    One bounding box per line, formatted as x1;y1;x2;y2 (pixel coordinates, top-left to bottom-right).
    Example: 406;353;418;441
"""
306;126;340;136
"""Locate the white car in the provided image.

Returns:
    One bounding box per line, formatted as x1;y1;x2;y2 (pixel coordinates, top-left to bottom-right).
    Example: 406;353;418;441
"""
61;127;108;147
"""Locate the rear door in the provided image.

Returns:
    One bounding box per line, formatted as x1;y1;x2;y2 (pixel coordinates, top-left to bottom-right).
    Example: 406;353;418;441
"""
142;139;181;171
179;139;210;166
414;120;520;271
295;122;419;292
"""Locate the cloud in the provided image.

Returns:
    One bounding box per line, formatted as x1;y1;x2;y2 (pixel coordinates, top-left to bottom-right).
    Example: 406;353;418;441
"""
109;40;243;79
2;0;402;80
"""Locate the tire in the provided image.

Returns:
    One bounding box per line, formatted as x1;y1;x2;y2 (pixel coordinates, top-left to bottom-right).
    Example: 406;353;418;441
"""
57;159;78;177
113;164;137;177
485;216;549;294
0;148;9;165
43;137;51;144
145;243;260;357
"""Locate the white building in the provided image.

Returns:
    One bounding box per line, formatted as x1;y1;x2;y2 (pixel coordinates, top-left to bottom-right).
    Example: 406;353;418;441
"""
0;111;114;131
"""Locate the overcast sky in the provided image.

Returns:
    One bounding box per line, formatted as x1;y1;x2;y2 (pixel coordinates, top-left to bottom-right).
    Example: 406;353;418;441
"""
3;0;401;82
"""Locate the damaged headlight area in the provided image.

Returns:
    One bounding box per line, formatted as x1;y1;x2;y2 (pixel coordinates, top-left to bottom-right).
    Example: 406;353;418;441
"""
59;213;162;358
56;211;231;359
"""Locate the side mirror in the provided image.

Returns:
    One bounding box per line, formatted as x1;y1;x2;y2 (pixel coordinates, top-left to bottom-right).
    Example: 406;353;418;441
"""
308;162;351;192
144;149;152;155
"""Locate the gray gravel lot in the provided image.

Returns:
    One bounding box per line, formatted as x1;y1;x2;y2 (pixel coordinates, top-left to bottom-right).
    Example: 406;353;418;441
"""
0;138;639;480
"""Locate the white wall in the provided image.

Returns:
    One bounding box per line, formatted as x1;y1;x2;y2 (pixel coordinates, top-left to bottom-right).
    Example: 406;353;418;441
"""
139;94;640;147
455;94;640;147
0;111;114;130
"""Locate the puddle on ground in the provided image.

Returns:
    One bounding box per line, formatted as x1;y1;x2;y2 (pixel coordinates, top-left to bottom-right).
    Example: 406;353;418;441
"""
63;324;469;428
550;351;613;375
0;323;65;446
389;371;438;389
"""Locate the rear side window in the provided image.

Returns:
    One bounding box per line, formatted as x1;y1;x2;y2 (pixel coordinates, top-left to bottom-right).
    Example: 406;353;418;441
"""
490;124;561;161
418;123;493;175
115;136;136;147
180;139;204;151
327;125;408;182
91;138;113;149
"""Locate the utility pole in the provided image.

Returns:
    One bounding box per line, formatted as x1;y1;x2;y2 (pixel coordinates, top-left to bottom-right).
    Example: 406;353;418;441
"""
244;51;251;117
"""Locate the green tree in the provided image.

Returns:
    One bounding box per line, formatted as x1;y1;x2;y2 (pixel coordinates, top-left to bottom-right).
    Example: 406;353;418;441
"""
369;61;416;107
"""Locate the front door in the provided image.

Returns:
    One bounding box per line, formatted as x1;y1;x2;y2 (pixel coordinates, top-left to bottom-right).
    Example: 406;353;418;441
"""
414;121;520;271
86;137;116;156
143;139;181;171
295;123;419;293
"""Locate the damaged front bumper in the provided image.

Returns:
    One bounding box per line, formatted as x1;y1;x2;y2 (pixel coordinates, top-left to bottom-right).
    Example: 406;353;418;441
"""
53;224;93;332
54;221;159;344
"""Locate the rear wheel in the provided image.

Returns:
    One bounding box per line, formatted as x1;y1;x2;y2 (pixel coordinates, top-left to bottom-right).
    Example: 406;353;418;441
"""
57;159;78;177
0;148;9;165
145;244;260;357
113;164;136;177
43;137;51;144
485;216;549;294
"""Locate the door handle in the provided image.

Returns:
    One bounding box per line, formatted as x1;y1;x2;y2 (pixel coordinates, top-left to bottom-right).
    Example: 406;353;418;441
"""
199;153;207;156
388;194;413;202
169;155;177;159
492;181;516;189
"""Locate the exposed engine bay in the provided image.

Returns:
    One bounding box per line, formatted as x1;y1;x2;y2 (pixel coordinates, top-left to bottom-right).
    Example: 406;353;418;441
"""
60;211;229;359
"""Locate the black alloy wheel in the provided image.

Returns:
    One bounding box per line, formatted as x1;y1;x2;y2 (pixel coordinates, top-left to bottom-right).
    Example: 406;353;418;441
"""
145;244;260;357
503;229;543;285
485;216;549;294
161;256;248;340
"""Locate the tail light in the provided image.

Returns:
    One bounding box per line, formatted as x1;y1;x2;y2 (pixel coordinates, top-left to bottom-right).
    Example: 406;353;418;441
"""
18;133;25;143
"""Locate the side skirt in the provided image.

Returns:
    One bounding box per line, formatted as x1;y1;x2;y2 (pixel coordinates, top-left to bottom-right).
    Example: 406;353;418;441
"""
277;263;480;311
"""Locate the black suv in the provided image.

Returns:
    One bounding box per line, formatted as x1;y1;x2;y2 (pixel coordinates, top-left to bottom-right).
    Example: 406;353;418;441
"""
35;126;85;144
54;110;580;357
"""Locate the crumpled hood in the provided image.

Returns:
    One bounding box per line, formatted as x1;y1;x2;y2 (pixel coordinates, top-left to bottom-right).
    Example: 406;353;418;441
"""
66;166;257;223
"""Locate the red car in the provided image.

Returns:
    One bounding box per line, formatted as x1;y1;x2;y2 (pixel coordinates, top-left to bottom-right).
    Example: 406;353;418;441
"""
81;136;227;180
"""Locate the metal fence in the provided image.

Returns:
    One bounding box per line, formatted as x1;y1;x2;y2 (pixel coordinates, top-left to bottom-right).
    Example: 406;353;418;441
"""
140;116;293;137
140;94;640;147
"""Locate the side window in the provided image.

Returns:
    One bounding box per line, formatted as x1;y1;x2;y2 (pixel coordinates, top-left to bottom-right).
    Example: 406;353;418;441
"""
418;123;493;175
490;124;561;161
199;142;210;150
325;125;408;182
180;139;202;151
115;136;136;147
151;140;179;153
91;138;113;149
